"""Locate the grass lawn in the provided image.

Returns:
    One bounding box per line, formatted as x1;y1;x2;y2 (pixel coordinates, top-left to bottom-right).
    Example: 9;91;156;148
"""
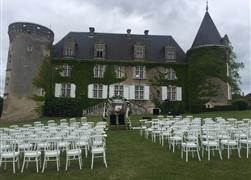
0;110;251;180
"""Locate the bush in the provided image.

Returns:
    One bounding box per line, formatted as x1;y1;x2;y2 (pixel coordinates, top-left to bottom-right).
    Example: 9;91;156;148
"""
190;104;207;114
232;99;249;110
159;101;185;115
211;105;234;112
43;98;82;117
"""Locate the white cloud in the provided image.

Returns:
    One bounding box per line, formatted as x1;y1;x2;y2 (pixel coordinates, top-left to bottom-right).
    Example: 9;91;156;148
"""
0;0;250;95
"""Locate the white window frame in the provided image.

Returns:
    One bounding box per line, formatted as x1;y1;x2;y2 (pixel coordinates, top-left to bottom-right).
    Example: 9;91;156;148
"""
134;45;145;59
115;65;125;78
114;85;124;97
62;64;72;77
167;86;177;101
93;84;103;99
135;66;145;79
95;44;105;58
94;65;105;78
61;83;71;98
135;85;144;100
165;46;176;60
165;68;176;80
64;47;73;56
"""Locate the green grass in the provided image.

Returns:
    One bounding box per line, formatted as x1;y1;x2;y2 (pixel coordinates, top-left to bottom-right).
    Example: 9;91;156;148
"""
0;110;251;180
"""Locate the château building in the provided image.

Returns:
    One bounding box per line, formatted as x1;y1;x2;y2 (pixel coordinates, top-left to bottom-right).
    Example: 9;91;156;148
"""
2;6;232;120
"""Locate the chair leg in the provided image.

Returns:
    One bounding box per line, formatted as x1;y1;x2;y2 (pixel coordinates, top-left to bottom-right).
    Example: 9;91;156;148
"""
85;147;88;158
197;148;201;161
228;146;230;159
65;157;68;171
219;148;222;160
181;146;183;159
103;152;107;168
42;157;46;173
91;154;94;169
238;147;241;158
36;158;39;173
208;147;210;160
186;148;188;162
78;156;82;170
13;157;15;174
21;158;26;173
17;157;20;169
56;157;59;171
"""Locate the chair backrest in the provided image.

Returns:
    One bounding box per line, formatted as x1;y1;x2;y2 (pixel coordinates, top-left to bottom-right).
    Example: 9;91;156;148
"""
91;135;105;148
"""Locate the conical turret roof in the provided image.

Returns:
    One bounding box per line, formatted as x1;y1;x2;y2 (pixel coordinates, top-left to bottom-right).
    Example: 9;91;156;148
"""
191;11;222;48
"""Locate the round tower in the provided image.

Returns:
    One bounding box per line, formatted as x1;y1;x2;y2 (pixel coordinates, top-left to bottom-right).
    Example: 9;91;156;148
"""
2;22;54;121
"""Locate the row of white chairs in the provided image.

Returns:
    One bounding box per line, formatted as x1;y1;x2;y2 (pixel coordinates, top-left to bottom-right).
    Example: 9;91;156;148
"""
0;120;108;174
139;116;251;162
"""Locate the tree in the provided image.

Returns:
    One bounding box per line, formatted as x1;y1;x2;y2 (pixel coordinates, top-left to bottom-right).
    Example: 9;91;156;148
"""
227;43;244;94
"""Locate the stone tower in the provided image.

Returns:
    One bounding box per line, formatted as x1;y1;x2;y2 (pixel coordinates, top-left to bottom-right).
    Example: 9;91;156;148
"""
2;22;54;121
187;6;231;108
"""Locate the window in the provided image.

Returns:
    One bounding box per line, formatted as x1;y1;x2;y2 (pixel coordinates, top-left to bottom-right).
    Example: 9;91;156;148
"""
134;45;145;59
135;85;144;100
165;68;176;80
5;77;10;86
135;66;145;79
95;44;105;58
93;84;103;99
114;85;124;97
61;64;72;77
27;46;32;52
167;86;176;101
93;65;105;78
64;47;73;56
40;88;45;96
61;83;71;98
165;46;176;60
115;65;125;78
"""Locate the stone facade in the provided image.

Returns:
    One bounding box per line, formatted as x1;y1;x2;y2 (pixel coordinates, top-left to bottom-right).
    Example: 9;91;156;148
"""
2;22;54;121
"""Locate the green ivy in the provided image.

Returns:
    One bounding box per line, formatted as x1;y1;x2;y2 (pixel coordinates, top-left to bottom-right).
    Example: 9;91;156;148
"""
187;46;229;109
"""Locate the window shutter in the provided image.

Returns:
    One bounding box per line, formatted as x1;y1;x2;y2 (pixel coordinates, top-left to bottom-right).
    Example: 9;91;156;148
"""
129;85;135;100
55;83;62;97
102;85;108;99
144;86;150;100
161;86;167;100
70;84;76;98
133;66;136;78
123;85;130;99
176;87;182;101
88;84;93;98
109;85;114;98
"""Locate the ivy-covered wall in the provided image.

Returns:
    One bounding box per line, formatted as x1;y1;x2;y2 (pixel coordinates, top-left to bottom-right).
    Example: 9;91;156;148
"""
35;58;187;110
187;46;229;108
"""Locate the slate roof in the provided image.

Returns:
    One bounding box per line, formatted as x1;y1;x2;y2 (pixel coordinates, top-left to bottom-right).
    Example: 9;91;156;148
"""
52;32;186;64
191;11;223;48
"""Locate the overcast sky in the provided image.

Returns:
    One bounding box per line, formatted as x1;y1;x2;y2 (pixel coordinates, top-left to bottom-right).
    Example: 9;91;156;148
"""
0;0;250;95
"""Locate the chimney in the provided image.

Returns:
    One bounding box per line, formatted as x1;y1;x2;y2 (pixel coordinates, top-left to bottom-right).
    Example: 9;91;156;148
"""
89;27;95;38
89;27;95;33
126;29;131;39
144;30;149;36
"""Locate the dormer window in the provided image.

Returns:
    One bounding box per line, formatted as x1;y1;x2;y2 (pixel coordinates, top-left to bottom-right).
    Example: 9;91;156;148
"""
64;48;73;56
165;68;177;80
94;43;106;59
165;46;176;61
134;45;145;59
63;36;76;57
